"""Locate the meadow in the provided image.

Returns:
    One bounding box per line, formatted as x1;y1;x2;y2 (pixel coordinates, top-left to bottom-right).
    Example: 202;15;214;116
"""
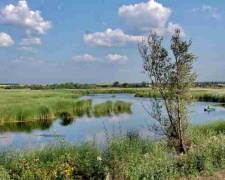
1;121;225;179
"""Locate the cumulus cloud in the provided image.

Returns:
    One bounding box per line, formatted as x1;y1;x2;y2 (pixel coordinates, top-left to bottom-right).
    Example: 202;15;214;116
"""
84;1;184;47
119;0;170;33
107;54;128;64
19;37;41;46
118;0;184;36
84;28;142;47
0;0;52;35
0;32;14;47
154;22;185;37
73;54;98;62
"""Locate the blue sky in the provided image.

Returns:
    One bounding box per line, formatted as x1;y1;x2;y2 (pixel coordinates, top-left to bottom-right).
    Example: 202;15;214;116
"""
0;0;224;84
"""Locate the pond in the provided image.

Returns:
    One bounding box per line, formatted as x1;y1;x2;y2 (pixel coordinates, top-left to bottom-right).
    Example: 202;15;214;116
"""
0;93;225;148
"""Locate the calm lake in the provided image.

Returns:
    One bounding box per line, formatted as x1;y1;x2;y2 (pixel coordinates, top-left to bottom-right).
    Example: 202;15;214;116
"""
0;94;225;148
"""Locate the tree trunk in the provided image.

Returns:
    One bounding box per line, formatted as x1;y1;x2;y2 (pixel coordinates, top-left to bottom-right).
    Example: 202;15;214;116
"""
177;95;186;154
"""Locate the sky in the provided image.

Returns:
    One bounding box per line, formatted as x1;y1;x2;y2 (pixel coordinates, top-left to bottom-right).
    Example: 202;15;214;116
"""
0;0;224;84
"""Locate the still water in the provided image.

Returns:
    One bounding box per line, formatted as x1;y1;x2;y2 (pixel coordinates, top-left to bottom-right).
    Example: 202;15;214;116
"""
0;94;225;148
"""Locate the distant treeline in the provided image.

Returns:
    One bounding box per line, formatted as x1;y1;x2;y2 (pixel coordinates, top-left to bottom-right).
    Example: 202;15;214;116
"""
195;81;225;88
2;81;225;90
3;81;150;90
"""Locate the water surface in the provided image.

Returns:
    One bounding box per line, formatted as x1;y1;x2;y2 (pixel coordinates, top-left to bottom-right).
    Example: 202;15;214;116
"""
0;94;225;148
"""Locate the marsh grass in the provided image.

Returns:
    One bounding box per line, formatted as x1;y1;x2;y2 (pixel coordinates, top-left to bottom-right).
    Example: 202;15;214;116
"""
1;121;225;179
192;120;225;135
113;101;132;115
0;90;93;123
93;101;113;117
1;88;225;123
0;90;133;123
93;101;132;117
132;88;225;103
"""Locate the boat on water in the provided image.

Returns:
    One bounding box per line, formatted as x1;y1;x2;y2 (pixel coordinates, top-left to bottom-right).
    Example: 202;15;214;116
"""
204;107;216;112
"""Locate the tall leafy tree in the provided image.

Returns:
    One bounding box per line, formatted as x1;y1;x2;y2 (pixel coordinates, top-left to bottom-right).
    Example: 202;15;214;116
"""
139;29;197;153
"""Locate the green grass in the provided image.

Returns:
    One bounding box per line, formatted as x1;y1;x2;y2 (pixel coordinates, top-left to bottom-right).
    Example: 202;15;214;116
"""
113;100;132;115
0;90;134;123
0;90;86;123
0;90;91;123
81;87;225;103
133;88;225;103
1;120;225;179
93;100;132;117
192;120;225;135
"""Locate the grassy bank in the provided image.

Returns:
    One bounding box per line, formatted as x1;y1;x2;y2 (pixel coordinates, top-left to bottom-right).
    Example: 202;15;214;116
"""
0;90;92;123
133;88;225;103
1;121;225;179
0;90;132;123
71;87;225;103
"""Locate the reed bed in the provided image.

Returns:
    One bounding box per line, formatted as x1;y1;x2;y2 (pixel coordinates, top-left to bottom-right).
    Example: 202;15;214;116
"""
113;101;132;114
0;90;90;123
93;101;132;117
0;90;133;123
0;99;93;123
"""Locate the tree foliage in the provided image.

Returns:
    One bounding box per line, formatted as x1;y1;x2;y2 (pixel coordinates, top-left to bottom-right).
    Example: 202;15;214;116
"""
139;29;197;153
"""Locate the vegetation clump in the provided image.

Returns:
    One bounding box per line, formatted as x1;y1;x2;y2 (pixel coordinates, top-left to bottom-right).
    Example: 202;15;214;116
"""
0;90;133;123
93;101;132;117
113;101;132;114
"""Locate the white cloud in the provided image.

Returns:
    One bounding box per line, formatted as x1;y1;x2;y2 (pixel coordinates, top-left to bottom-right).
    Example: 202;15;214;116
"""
73;54;98;62
0;32;14;47
19;37;41;46
118;0;172;33
107;54;128;64
73;53;129;64
84;28;142;47
0;0;52;35
154;22;185;37
17;46;37;53
191;5;221;19
84;1;184;47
